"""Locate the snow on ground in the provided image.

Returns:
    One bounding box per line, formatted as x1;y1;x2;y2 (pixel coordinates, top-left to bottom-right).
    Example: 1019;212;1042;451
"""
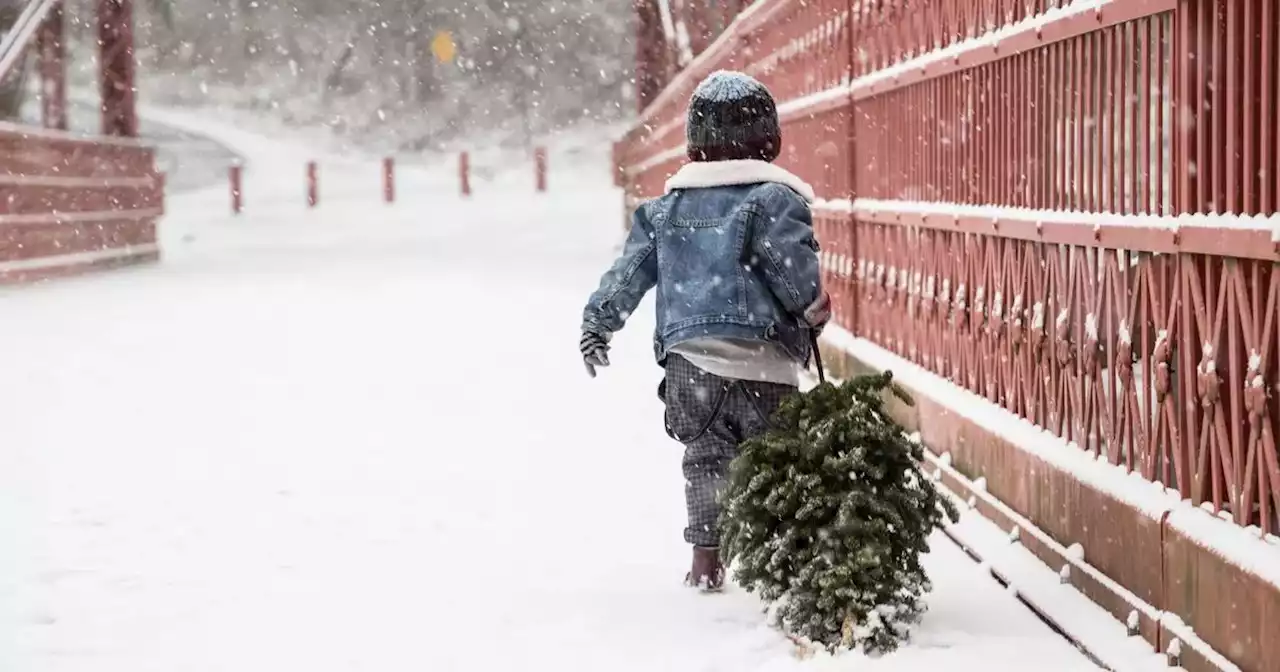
0;114;1097;671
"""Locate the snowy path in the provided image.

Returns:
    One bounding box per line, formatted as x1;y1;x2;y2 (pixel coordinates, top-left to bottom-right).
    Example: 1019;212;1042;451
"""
0;118;1097;671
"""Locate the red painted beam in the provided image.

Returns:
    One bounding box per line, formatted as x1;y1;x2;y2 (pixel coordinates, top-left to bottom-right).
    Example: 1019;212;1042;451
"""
98;0;138;137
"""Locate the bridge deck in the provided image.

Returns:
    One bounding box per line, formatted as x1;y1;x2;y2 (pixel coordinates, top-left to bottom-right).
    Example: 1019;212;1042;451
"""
0;115;1124;672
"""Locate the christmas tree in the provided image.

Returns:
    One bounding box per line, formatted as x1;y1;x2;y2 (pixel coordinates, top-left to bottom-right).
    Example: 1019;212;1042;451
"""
720;371;959;654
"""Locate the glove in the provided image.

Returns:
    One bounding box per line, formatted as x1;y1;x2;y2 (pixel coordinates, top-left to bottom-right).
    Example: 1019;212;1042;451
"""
803;292;832;333
580;330;611;378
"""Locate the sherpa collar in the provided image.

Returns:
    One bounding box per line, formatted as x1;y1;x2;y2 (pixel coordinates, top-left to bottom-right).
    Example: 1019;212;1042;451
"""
664;159;816;204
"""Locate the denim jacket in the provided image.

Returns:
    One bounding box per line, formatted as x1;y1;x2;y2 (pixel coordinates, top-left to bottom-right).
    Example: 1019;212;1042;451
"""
582;160;822;364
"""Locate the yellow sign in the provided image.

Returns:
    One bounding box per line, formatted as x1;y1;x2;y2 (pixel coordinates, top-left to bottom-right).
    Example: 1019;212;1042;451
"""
431;31;456;63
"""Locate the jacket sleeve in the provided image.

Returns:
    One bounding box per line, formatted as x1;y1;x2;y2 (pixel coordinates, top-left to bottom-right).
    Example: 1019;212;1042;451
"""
581;202;659;336
749;184;823;319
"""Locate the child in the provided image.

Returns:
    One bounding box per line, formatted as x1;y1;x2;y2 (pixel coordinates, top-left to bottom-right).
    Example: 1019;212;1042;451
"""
579;71;829;591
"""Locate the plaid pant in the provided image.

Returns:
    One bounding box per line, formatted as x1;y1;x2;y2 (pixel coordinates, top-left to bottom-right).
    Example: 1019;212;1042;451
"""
661;354;797;547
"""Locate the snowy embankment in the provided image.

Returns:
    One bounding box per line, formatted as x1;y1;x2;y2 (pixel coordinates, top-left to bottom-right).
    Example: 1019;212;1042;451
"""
1;111;1109;671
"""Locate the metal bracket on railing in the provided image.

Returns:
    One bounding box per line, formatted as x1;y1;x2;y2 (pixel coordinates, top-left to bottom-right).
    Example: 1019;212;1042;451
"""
1008;295;1024;350
1115;339;1134;387
907;271;922;318
987;290;1005;340
1030;302;1047;362
922;275;937;319
951;284;968;329
1153;335;1173;402
1197;348;1221;410
1083;336;1102;377
973;286;987;333
1055;314;1075;370
1245;372;1267;425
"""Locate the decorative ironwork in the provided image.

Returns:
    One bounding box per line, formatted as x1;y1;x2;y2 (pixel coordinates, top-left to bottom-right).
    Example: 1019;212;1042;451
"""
617;0;1280;541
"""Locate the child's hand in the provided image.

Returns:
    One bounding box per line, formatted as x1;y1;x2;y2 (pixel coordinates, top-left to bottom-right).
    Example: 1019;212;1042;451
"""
580;330;611;378
803;292;832;333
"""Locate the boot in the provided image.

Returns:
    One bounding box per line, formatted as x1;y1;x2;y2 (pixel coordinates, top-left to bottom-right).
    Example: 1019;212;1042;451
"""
685;545;725;592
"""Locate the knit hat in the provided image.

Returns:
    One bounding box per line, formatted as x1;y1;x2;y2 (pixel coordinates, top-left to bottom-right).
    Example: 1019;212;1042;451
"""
686;70;781;163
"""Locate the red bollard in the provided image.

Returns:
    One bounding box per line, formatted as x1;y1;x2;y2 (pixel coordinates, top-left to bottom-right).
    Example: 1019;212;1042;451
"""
535;146;547;193
307;161;318;208
383;157;395;204
459;152;471;197
229;164;243;214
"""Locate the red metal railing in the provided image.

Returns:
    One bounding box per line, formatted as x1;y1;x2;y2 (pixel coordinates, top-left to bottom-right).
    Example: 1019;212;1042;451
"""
0;123;163;280
616;0;1280;541
0;0;161;282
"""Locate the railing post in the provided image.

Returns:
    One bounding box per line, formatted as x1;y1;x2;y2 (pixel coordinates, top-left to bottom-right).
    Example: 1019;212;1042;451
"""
230;164;243;215
685;1;712;56
634;0;665;111
383;157;395;204
98;0;137;137
307;161;318;208
37;4;66;131
844;1;859;338
460;152;471;197
535;146;547;193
